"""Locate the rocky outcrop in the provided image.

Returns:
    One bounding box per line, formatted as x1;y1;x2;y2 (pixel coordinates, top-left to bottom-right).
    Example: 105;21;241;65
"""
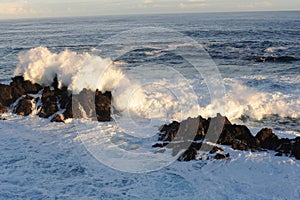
95;90;111;122
0;76;42;112
0;84;13;107
0;76;112;122
153;114;300;161
13;95;35;116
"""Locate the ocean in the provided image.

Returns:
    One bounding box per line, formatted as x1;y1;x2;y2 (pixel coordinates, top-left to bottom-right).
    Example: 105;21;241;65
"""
0;11;300;199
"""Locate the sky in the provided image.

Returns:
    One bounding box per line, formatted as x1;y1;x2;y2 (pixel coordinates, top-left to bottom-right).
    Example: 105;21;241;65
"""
0;0;299;19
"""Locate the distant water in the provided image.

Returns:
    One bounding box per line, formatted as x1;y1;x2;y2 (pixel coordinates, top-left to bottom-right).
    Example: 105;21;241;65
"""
0;11;299;133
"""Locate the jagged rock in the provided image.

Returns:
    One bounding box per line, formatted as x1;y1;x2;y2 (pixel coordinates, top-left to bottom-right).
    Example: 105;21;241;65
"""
275;152;282;157
158;121;180;142
63;89;112;122
10;76;42;102
255;128;279;150
291;137;300;159
209;146;224;154
154;114;231;161
214;153;230;160
0;76;112;122
0;84;13;106
63;100;73;119
13;95;34;116
178;148;198;161
38;87;59;118
95;90;111;122
218;124;257;150
0;76;42;107
154;113;300;161
51;114;65;123
0;103;7;114
276;138;292;156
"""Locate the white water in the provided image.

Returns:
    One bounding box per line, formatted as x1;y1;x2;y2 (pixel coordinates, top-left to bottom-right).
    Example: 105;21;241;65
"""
14;47;300;123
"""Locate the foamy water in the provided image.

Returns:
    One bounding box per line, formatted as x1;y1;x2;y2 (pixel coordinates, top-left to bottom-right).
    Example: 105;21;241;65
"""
13;47;300;125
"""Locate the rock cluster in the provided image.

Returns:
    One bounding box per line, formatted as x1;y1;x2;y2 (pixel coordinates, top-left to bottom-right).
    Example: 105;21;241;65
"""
153;114;300;161
0;76;112;122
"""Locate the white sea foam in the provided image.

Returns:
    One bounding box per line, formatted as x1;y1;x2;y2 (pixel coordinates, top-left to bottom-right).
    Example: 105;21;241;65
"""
221;79;300;120
264;46;287;53
14;47;300;123
14;46;123;94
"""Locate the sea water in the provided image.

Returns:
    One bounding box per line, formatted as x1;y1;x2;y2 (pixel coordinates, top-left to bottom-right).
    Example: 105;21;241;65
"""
0;11;299;199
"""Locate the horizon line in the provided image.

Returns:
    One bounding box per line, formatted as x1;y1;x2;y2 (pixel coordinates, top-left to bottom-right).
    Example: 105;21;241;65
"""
0;9;299;21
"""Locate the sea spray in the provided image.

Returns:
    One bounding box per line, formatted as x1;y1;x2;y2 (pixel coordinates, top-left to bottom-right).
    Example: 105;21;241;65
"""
14;47;300;123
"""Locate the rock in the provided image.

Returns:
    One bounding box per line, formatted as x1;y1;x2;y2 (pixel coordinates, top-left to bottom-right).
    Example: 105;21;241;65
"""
275;152;282;157
291;137;300;159
95;90;112;122
0;76;42;108
178;148;198;161
0;84;13;106
0;76;112;122
154;113;300;161
209;146;224;154
13;95;34;116
51;114;65;123
63;100;73;119
38;87;58;118
218;124;257;150
158;121;180;142
10;76;42;102
0;103;7;114
255;128;279;150
276;138;292;156
214;153;230;160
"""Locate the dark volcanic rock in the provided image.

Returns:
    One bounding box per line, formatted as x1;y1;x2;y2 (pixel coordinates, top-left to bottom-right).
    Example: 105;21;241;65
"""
209;146;224;154
0;76;112;122
14;95;35;116
178;148;198;161
38;87;59;118
276;138;292;156
0;103;7;114
0;76;42;107
218;124;257;150
95;90;112;122
214;153;230;160
291;137;300;159
51;114;65;123
64;89;112;122
10;76;42;101
158;121;180;142
154;113;300;161
0;84;13;106
255;128;279;150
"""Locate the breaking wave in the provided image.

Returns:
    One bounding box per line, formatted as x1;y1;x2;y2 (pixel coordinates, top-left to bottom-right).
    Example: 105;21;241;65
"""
14;47;300;122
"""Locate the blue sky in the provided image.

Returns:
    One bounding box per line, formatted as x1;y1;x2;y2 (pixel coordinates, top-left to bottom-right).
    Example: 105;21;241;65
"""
0;0;299;19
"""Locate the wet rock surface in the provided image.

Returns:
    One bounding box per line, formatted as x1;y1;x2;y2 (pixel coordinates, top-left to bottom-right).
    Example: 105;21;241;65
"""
153;114;300;161
0;76;112;122
13;95;35;116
